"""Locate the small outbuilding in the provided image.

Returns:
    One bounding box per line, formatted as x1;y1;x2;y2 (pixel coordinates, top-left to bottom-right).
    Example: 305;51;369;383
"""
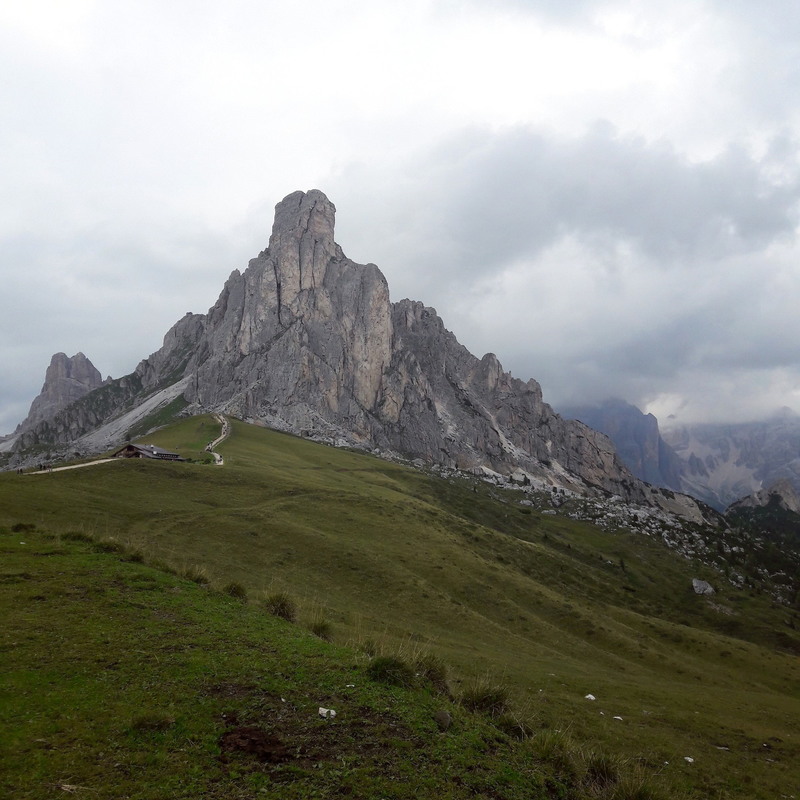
112;443;184;461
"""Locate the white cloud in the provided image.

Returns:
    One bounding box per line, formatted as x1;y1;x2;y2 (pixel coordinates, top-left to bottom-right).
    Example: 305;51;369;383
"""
2;0;800;434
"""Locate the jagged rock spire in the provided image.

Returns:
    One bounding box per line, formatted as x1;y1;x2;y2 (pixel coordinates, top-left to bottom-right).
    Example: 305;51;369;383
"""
7;190;710;520
16;352;103;433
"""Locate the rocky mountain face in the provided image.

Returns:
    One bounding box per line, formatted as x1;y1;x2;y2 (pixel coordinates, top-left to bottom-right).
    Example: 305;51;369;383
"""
663;410;800;510
559;400;800;512
723;477;800;602
8;190;707;519
726;477;800;515
15;352;104;434
560;398;684;491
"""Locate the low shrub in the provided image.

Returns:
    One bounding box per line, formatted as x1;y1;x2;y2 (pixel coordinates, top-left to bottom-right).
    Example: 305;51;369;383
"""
263;592;296;622
366;656;416;688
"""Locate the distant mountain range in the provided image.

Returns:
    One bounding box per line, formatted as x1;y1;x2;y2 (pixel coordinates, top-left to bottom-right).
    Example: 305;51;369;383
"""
560;399;800;511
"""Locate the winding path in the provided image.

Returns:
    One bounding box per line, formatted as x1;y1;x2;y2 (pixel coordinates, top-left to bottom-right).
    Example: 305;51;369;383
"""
205;414;230;465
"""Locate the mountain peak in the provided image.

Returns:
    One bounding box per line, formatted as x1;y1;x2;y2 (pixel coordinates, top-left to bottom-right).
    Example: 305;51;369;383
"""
8;190;709;521
270;189;336;250
16;352;103;434
263;190;342;303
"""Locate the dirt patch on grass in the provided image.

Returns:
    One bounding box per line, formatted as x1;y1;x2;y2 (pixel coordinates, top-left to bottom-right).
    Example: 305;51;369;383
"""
207;682;258;699
215;690;422;777
219;726;291;763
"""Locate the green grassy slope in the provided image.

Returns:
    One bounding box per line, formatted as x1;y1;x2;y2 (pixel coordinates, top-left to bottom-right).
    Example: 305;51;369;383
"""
4;528;576;799
2;416;798;799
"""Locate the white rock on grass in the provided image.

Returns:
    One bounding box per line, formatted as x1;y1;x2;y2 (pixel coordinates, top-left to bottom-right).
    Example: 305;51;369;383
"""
692;578;715;595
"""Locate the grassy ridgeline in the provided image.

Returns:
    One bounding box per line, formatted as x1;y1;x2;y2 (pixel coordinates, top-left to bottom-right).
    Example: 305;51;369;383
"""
1;416;799;798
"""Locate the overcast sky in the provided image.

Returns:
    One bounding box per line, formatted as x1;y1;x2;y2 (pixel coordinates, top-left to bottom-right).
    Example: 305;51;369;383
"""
2;0;800;435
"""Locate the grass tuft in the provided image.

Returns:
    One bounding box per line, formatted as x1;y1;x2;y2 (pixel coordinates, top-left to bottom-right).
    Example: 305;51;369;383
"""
582;749;621;791
607;771;662;800
309;619;334;641
494;712;533;740
414;652;450;695
358;638;378;657
182;564;210;584
460;676;509;718
366;655;416;688
94;538;125;554
222;581;248;601
262;591;296;622
63;530;93;543
528;727;577;777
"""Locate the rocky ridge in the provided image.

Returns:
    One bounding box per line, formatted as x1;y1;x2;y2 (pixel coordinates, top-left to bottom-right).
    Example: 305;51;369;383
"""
16;352;104;434
560;398;684;491
6;191;707;520
435;461;796;607
726;478;800;515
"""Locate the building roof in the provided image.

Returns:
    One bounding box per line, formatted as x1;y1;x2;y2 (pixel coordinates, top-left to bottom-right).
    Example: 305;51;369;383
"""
134;444;178;456
113;443;184;460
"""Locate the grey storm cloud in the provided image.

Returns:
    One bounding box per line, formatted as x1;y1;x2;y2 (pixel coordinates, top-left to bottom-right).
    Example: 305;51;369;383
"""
333;124;800;286
447;129;799;266
329;122;800;422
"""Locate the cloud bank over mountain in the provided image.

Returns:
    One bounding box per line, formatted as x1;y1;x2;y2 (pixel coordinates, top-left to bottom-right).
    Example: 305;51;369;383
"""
1;0;799;432
329;122;800;424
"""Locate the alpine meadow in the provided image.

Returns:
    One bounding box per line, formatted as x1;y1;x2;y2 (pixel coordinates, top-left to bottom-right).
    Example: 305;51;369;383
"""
2;414;798;799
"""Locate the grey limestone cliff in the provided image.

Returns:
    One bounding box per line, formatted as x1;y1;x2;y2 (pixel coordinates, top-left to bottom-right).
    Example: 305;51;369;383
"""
560;398;684;490
9;190;707;518
170;190;645;499
16;352;104;434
